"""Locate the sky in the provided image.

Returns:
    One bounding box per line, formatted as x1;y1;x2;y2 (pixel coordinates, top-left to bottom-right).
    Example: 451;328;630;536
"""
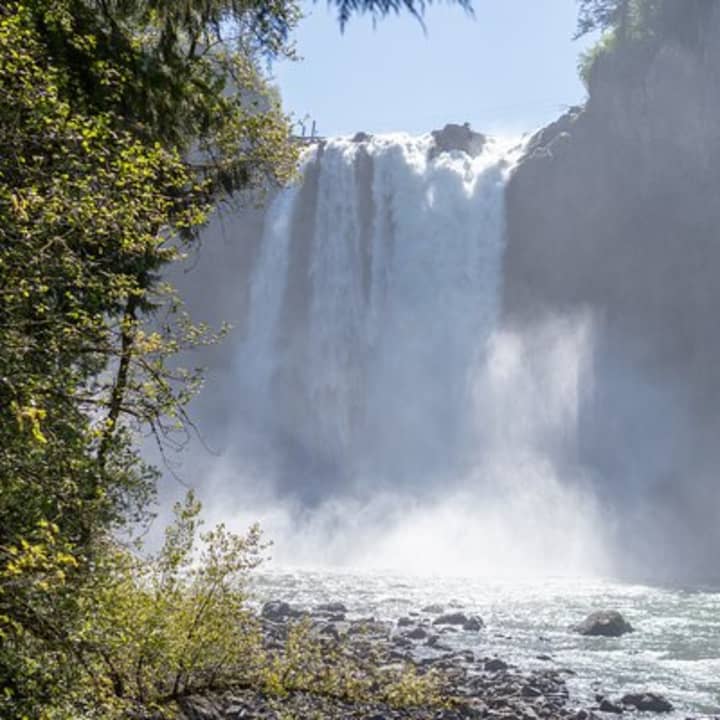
271;0;596;138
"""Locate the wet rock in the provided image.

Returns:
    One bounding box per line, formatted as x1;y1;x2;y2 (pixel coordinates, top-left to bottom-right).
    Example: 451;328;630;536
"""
426;635;452;651
405;626;429;640
621;693;673;713
352;131;372;143
397;616;414;627
423;603;445;613
430;123;486;159
573;611;634;637
433;612;470;626
485;658;509;672
598;697;624;714
260;600;302;622
315;601;347;614
463;616;485;632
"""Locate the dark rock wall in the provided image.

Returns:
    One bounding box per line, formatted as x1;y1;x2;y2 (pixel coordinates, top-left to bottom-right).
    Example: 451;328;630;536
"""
503;3;720;577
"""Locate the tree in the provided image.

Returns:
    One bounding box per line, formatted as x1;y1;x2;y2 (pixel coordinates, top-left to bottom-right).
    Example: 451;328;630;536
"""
326;0;473;29
575;0;630;37
1;0;472;716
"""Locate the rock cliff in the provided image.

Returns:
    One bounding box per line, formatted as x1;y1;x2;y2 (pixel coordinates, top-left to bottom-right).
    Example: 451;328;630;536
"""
504;2;720;578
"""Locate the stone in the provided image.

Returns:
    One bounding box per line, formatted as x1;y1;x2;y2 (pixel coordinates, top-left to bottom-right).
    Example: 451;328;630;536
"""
621;693;673;713
572;611;634;637
352;131;372;143
463;616;485;632
433;612;470;626
261;600;301;622
485;658;509;672
598;698;624;714
430;123;486;159
422;603;445;613
315;601;348;614
405;626;428;640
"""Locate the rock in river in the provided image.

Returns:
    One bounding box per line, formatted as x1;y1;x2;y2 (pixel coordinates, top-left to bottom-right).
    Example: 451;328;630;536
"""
572;610;633;637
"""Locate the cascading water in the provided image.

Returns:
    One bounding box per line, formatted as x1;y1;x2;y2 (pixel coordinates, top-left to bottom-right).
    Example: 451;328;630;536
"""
175;129;607;576
238;133;525;497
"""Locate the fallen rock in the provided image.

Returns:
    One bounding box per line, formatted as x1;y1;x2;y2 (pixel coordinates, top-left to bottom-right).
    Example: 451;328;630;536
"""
573;610;634;637
621;693;673;713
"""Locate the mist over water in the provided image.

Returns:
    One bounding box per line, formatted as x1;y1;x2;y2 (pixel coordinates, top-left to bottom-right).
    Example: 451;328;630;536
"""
168;131;718;583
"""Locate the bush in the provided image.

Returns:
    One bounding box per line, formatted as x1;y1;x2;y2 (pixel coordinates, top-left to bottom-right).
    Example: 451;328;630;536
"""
1;495;448;719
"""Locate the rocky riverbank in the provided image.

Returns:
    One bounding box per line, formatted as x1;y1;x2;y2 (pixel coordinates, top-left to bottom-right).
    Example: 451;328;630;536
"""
176;603;677;720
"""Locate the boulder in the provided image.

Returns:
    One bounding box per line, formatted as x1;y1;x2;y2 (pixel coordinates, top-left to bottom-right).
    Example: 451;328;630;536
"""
463;616;484;632
484;658;508;672
261;600;302;622
430;123;486;159
422;603;445;613
598;697;624;714
352;131;372;143
433;612;470;626
572;611;633;637
315;601;347;614
621;693;673;713
405;626;428;640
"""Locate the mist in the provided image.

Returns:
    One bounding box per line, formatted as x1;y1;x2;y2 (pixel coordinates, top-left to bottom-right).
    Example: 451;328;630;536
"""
156;127;720;584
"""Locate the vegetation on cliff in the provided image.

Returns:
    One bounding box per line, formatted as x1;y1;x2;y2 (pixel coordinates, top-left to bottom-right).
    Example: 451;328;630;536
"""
577;0;714;86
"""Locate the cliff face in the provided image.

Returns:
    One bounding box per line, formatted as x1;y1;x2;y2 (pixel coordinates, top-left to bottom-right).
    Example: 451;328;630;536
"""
506;4;720;343
504;4;720;576
506;3;720;398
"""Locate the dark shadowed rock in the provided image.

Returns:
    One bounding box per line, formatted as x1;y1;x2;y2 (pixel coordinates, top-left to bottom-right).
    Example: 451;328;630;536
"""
598;697;624;714
463;616;484;632
261;600;302;622
621;693;673;713
573;611;633;637
352;131;372;143
315;601;347;614
405;626;429;640
433;612;470;626
430;123;486;159
484;658;508;672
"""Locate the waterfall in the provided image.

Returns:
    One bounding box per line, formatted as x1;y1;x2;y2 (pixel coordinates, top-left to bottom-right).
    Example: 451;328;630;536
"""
237;133;524;496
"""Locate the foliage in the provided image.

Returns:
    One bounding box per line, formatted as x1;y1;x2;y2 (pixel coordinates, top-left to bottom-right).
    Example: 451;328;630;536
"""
261;619;446;708
325;0;473;30
575;0;714;86
0;0;297;716
0;0;469;717
1;494;446;719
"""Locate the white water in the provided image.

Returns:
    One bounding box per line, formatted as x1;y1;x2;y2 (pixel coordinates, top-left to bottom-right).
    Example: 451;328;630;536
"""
239;134;520;486
193;132;610;576
251;571;720;718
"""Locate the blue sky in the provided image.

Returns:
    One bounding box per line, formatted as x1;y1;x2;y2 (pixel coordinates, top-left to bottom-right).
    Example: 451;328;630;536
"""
272;0;596;138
